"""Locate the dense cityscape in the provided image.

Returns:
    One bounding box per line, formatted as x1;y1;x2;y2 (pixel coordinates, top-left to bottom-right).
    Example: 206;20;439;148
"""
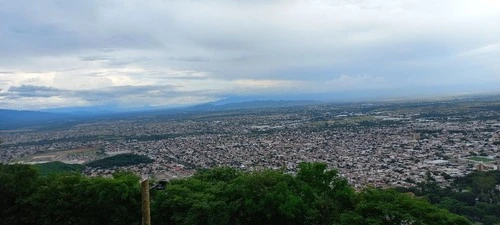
1;97;499;189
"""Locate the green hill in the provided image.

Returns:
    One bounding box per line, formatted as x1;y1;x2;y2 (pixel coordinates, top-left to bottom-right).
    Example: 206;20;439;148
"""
85;153;153;169
33;161;84;176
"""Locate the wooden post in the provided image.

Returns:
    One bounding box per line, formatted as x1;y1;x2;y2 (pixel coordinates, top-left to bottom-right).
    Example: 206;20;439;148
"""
141;179;151;225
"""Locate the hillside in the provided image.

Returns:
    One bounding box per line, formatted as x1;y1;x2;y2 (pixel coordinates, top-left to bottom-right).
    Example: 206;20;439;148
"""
85;153;153;169
32;162;85;176
0;109;68;129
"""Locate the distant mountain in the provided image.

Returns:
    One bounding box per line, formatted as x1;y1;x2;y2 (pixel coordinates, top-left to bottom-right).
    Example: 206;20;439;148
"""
41;105;130;115
210;95;325;105
187;100;319;112
0;109;70;130
0;100;318;130
42;99;320;115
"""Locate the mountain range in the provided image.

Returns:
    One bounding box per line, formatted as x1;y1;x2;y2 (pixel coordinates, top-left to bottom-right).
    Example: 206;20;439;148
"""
0;100;318;130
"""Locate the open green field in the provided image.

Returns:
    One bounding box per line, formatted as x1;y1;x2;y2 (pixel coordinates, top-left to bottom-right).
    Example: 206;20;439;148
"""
467;156;495;162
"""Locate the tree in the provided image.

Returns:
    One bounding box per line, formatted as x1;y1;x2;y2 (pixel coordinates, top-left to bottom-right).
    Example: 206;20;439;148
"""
0;163;473;225
296;162;355;225
0;164;39;225
29;172;141;225
340;189;471;225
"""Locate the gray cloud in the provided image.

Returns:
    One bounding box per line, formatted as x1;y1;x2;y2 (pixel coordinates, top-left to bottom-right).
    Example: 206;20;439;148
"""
3;84;173;99
3;85;64;98
0;84;219;108
1;0;500;109
79;56;114;62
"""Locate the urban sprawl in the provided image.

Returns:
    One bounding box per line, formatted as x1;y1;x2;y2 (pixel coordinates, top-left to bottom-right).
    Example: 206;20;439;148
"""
1;99;499;189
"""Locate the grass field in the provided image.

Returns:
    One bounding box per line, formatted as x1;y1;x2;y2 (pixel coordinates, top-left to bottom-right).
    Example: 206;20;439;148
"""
467;156;495;162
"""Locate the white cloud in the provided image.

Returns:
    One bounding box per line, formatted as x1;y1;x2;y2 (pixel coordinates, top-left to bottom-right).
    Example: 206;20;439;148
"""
457;43;500;57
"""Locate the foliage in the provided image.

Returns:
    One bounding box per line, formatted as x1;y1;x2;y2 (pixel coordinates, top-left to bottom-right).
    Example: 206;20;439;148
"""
0;164;141;225
341;189;470;225
85;153;153;169
0;163;470;225
397;170;500;225
0;164;39;225
151;163;467;225
29;172;141;225
33;161;85;176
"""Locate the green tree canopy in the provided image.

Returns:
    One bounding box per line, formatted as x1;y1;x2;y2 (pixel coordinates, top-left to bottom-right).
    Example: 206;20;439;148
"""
0;163;471;225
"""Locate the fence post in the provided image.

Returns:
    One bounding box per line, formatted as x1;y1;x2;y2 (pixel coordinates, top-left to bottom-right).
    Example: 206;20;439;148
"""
141;179;151;225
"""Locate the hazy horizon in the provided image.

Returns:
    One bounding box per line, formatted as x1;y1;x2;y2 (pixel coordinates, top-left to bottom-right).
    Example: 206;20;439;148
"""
1;0;499;110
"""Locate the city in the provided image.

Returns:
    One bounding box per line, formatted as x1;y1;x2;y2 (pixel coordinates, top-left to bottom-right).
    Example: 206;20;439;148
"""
1;97;499;189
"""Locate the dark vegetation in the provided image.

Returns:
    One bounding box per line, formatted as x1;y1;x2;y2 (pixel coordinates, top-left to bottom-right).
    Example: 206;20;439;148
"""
396;171;500;225
127;134;181;141
85;153;153;169
0;164;140;225
33;161;85;176
0;163;470;225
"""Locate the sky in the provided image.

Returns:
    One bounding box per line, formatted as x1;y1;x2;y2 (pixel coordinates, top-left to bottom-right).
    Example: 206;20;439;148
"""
0;0;499;110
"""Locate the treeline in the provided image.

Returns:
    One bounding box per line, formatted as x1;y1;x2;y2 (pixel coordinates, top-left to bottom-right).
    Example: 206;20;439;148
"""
396;171;500;225
0;163;470;225
85;153;153;169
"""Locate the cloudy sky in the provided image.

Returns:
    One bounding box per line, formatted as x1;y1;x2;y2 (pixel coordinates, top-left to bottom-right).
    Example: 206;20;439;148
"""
1;0;499;110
